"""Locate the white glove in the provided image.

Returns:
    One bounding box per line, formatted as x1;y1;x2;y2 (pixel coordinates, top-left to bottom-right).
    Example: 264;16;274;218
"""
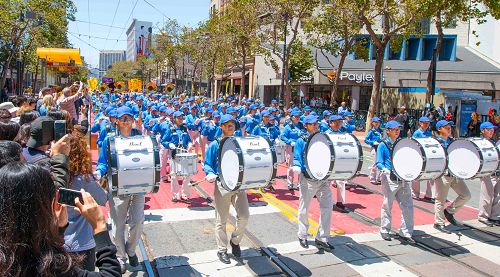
194;118;200;125
168;143;176;150
381;168;391;175
373;141;379;146
93;170;102;181
292;166;301;174
274;139;280;144
187;143;193;151
206;173;217;183
291;142;296;147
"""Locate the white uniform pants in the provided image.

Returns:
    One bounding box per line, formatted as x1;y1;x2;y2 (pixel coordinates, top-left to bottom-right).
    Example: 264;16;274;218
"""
200;135;207;162
411;180;435;199
434;175;471;225
286;145;298;185
109;194;145;264
369;148;381;183
380;173;414;238
330;181;346;204
169;157;192;199
479;176;500;220
214;184;249;252
297;174;333;242
188;130;200;158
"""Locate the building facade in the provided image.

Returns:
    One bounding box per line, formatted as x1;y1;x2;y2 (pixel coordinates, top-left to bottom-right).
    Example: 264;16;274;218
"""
126;19;153;62
99;50;125;78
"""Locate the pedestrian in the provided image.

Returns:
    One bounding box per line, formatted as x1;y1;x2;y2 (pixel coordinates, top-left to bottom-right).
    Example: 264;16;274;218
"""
337;101;349;114
293;115;335;252
376;120;415;243
394;106;411;138
433;120;471;233
57;81;84;125
466;112;481;137
477;122;500;226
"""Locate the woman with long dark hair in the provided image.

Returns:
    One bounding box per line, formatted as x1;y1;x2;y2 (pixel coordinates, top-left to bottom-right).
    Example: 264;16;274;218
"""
0;162;120;276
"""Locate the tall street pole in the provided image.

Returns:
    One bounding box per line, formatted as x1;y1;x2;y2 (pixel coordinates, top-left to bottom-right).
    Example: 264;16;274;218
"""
280;21;287;105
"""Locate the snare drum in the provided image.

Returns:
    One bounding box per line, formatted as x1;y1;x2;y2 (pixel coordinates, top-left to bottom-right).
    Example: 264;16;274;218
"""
304;133;363;181
392;137;447;181
174;153;198;176
218;136;277;191
107;135;161;196
447;138;500;179
275;140;286;164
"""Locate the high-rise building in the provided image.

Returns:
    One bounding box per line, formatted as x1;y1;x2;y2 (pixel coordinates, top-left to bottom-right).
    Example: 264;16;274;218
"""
126;19;153;62
99;50;125;78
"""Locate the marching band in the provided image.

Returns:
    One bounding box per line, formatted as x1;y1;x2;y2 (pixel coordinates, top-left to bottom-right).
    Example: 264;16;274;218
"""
89;91;500;271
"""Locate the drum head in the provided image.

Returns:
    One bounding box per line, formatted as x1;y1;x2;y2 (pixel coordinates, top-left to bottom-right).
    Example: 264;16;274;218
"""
305;133;333;180
447;140;480;179
392;139;424;181
219;138;241;191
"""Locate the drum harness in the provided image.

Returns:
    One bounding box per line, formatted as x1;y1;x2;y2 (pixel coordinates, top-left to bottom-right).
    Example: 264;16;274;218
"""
381;138;404;183
435;136;454;177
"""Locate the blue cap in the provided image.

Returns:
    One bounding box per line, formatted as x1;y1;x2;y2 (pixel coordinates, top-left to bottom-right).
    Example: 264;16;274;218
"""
323;110;331;116
105;106;115;115
108;109;118;118
189;97;194;101
190;105;197;110
303;115;318;124
249;104;257;110
372;116;381;122
480;122;498;130
310;111;318;117
136;95;144;101
270;115;276;121
269;107;277;112
227;107;237;114
117;106;134;118
261;110;270;117
343;111;353;117
436;120;450;129
291;110;300;117
419;116;430;122
174;101;180;106
271;99;277;103
260;104;265;109
166;109;174;115
385;120;402;129
150;106;158;112
213;111;221;118
173;111;184;118
159;106;167;113
181;104;189;109
231;99;237;103
328;115;343;121
304;106;311;111
220;114;236;124
206;108;213;113
147;102;154;107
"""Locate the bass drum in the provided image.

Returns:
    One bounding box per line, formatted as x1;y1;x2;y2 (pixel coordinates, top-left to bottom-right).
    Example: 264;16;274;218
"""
218;136;277;191
304;132;363;181
107;135;160;196
392;137;447;181
447;138;499;179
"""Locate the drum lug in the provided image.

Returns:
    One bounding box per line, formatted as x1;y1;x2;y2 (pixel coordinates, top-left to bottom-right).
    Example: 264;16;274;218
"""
239;165;244;172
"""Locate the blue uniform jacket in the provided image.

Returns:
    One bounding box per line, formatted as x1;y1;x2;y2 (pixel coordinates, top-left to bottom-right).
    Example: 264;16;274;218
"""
364;128;383;146
412;128;432;138
293;134;309;172
203;140;219;175
95;129;141;176
252;123;280;142
161;125;192;149
186;114;202;131
376;138;395;171
281;123;305;145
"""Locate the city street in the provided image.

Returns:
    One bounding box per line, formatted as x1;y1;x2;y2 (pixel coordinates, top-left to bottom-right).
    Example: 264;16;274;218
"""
87;137;500;277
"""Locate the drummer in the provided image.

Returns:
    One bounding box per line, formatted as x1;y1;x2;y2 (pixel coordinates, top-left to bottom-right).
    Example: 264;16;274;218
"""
203;114;250;264
364;116;383;185
376;120;415;243
411;116;435;201
281;110;305;191
478;122;500;226
327;114;348;212
320;110;332;132
94;106;144;273
162;111;194;203
252;109;280;193
227;107;243;137
433;120;471;233
186;105;202;162
293;114;335;252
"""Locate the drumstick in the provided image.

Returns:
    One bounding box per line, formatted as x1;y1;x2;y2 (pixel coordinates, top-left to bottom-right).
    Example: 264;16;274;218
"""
188;179;206;187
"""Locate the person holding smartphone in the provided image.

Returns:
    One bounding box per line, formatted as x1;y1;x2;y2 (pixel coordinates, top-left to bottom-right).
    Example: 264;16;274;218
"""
94;106;143;273
58;81;84;125
0;162;121;276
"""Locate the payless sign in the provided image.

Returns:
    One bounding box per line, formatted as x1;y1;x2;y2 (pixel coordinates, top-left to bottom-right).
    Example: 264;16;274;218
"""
329;70;384;84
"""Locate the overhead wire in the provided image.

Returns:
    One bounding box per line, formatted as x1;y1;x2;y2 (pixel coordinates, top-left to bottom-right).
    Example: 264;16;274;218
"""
68;31;128;42
142;0;172;21
87;0;90;42
69;32;100;51
74;19;126;29
104;0;122;49
113;0;140;48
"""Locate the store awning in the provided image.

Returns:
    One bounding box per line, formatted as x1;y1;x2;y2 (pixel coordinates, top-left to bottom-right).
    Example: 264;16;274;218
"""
214;71;249;81
36;48;83;65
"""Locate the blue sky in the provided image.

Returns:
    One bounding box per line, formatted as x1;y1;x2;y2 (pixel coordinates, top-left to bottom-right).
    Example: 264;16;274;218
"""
69;0;210;68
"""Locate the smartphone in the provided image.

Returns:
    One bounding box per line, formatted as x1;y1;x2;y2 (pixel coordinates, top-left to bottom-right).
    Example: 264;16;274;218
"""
42;120;55;144
54;120;67;141
57;188;83;207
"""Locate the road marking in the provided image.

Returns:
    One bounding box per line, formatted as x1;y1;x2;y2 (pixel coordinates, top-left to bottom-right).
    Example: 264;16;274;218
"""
249;189;343;237
143;204;280;224
347;257;418;277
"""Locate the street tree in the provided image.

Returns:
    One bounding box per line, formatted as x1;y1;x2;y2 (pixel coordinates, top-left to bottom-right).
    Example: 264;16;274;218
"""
260;0;320;108
350;0;430;131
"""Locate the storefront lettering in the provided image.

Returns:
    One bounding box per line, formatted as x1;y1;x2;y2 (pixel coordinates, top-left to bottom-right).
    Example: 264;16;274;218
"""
339;71;383;83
